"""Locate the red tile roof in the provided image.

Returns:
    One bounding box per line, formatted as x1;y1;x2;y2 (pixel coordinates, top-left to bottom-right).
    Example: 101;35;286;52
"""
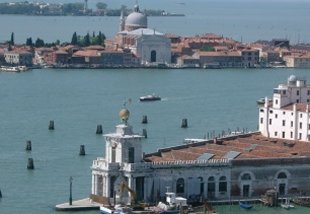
144;133;310;162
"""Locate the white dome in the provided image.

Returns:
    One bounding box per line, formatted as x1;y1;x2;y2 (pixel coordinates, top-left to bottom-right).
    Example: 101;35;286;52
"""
288;75;297;82
125;12;147;28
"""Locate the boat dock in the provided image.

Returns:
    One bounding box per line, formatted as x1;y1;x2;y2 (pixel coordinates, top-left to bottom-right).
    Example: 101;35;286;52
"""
55;198;100;211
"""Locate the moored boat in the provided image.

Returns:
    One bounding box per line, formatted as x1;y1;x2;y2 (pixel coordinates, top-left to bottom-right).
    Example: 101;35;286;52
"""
100;205;132;214
239;201;252;209
139;94;161;102
0;65;29;72
281;198;294;209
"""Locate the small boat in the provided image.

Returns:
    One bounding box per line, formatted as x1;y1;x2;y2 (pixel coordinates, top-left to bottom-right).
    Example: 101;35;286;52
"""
139;94;161;102
239;201;253;209
100;205;132;214
0;65;29;72
281;198;294;209
100;206;114;214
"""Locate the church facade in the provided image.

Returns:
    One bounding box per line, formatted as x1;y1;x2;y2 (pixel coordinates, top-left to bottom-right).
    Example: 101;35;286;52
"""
115;4;171;65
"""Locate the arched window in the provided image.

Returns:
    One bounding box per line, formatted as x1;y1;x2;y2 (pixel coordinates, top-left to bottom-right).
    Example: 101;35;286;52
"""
241;173;252;180
198;177;204;195
207;176;215;199
151;50;156;62
219;176;227;192
278;172;287;179
176;178;184;194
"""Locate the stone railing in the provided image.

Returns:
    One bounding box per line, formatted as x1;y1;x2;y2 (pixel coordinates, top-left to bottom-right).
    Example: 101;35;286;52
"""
121;159;230;172
92;158;120;171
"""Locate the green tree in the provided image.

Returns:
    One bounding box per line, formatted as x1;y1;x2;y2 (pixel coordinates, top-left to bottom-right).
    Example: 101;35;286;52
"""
35;38;45;47
96;2;107;10
26;37;33;46
10;32;14;45
83;33;91;46
71;32;78;45
99;31;106;46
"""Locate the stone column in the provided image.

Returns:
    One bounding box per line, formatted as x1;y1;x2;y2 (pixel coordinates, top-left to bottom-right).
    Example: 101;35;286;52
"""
215;179;219;199
106;176;110;198
92;173;95;194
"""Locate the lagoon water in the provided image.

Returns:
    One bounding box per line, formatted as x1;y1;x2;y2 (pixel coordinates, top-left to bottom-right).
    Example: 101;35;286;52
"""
1;0;310;213
0;0;310;43
1;68;310;214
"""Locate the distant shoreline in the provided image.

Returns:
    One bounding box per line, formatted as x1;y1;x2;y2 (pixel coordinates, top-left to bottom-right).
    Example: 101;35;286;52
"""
0;2;185;17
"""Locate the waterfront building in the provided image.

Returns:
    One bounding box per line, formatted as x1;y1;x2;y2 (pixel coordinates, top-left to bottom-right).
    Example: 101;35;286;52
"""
284;54;310;68
115;4;171;65
91;75;310;205
259;75;310;141
240;49;259;67
4;51;32;66
194;51;242;68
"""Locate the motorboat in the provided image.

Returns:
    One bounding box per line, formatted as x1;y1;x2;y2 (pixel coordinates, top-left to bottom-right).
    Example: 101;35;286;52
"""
139;94;161;102
100;205;132;214
0;65;29;72
281;198;294;209
239;201;252;209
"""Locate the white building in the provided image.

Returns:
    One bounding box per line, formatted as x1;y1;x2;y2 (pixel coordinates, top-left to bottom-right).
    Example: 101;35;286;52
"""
91;77;310;205
91;109;231;205
284;54;310;68
115;4;171;65
4;51;33;66
259;75;310;141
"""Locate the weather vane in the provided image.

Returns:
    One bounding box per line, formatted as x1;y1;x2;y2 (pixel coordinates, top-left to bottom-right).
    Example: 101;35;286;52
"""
123;98;132;107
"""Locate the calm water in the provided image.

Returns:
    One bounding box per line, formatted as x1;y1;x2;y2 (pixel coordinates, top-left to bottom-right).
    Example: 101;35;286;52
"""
0;0;309;43
1;68;310;214
0;1;310;213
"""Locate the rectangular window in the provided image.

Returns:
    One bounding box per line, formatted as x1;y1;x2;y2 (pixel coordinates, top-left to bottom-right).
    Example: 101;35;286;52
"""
275;99;278;104
275;114;278;118
275;132;278;136
282;120;285;126
308;90;310;95
290;132;293;138
291;121;293;127
299;133;302;139
300;114;303;118
260;118;263;124
282;132;285;138
269;119;272;125
283;90;286;95
297;99;299;103
297;90;300;96
300;122;303;129
128;147;135;163
283;111;286;115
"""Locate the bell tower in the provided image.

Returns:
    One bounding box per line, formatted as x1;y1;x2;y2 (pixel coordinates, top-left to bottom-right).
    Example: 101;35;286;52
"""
104;108;143;164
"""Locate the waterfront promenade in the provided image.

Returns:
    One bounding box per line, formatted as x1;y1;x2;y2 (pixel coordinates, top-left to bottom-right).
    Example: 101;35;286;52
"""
55;198;100;211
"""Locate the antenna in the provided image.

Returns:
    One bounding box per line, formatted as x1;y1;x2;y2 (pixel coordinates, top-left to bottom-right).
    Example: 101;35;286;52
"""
84;0;88;14
123;98;132;107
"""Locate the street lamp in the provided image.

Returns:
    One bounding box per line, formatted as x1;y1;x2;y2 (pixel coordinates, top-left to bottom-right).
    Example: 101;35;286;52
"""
69;176;73;205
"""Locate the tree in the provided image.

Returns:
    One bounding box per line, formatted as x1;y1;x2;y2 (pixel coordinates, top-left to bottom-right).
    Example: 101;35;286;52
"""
35;38;45;47
71;32;78;45
83;33;90;46
96;2;107;10
99;31;106;46
26;37;33;46
10;32;14;45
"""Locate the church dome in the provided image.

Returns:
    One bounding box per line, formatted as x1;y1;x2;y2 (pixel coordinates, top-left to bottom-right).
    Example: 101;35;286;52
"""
125;5;147;31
